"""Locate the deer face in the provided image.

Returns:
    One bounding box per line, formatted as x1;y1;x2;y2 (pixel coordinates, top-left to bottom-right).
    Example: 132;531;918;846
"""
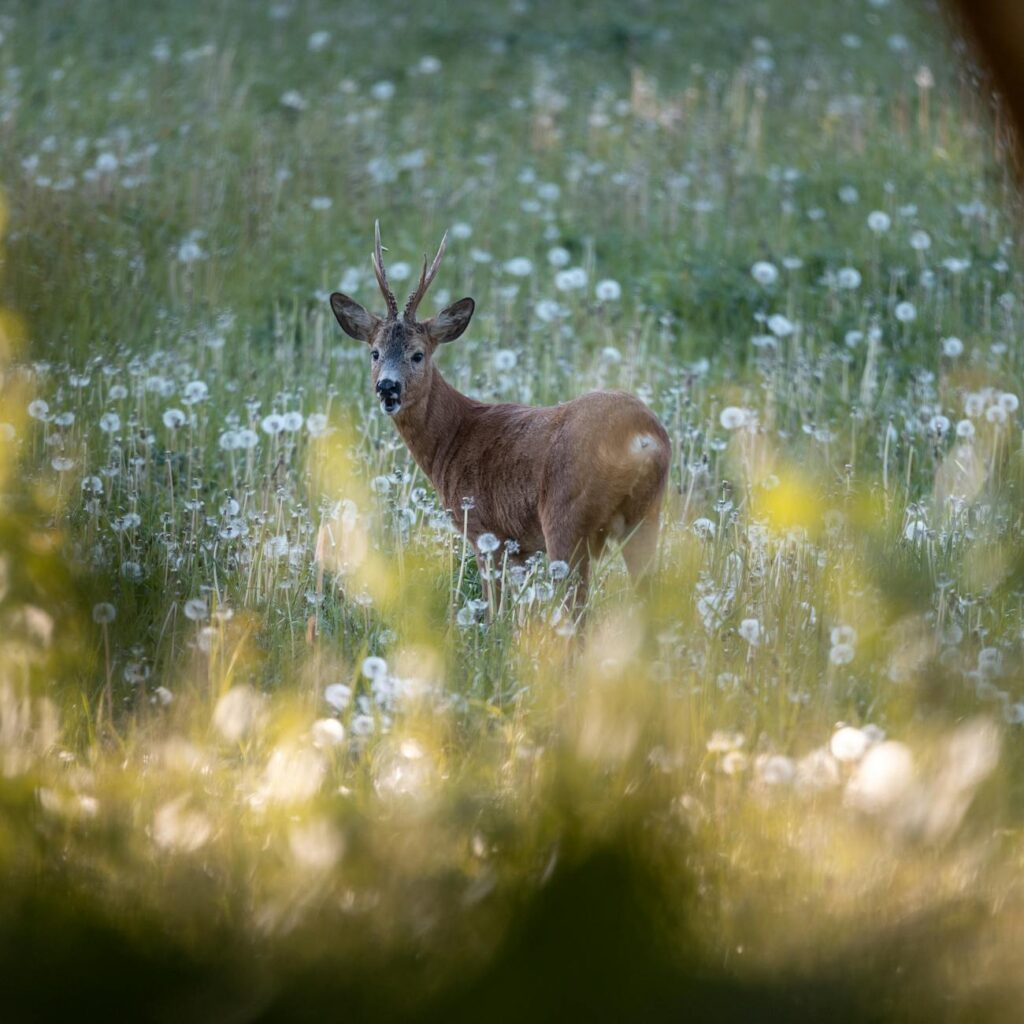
329;223;474;416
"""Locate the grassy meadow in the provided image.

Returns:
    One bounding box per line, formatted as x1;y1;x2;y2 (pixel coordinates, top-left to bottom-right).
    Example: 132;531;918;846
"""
2;0;1024;1018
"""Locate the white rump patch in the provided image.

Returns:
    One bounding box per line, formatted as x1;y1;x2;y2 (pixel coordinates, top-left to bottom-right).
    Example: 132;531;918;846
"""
630;433;657;456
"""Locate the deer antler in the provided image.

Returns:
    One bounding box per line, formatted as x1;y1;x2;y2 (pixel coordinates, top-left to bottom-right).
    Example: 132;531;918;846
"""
403;230;448;323
371;220;399;318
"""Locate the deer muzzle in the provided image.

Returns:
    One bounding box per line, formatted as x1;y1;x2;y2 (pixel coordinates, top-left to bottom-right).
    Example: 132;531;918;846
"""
375;377;402;415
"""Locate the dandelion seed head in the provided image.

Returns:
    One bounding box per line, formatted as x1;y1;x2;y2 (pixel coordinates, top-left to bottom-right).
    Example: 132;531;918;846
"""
92;602;116;624
909;229;931;251
867;210;891;233
767;313;795;337
212;685;263;743
836;266;862;290
595;278;622;301
477;532;501;555
894;301;917;323
307;30;331;52
182;380;208;404
554;267;588;291
750;260;779;286
362;657;388;681
99;412;120;434
738;618;761;646
503;257;532;277
311;718;346;749
719;406;748;430
845;741;915;813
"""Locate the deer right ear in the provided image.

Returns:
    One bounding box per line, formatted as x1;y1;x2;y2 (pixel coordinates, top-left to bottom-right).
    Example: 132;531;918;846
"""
425;297;475;345
329;293;380;342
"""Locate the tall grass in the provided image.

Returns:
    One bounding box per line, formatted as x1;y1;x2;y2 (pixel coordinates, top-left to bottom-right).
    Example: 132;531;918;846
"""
1;0;1023;1018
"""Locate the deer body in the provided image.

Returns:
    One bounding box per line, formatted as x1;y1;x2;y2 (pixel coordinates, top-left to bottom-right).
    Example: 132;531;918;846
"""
330;224;670;600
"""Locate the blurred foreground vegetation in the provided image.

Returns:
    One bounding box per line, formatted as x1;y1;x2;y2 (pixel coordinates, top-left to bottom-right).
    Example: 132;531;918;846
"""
1;0;1024;1019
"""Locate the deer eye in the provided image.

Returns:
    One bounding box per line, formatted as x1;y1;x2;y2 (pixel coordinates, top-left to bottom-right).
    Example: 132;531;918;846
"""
371;350;379;361
411;351;424;364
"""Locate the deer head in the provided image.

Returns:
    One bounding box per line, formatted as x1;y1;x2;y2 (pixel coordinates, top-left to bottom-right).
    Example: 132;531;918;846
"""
329;222;475;416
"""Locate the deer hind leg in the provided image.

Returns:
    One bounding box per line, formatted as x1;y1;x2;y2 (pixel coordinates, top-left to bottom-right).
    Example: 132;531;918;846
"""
622;507;661;587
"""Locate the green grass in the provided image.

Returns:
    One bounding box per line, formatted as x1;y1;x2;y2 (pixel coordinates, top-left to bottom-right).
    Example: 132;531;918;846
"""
1;0;1024;1019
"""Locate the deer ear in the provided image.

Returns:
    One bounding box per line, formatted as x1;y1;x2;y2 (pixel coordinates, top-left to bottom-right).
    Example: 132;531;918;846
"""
425;297;475;345
330;293;380;342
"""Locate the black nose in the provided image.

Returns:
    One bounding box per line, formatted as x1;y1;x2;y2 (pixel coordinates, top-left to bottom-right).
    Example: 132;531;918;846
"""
376;378;401;399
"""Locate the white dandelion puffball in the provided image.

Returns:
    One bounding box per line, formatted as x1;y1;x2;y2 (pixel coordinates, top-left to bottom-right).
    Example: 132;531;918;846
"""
163;408;186;428
555;267;588;291
280;89;307;111
909;229;931;251
92;602;116;624
830;625;857;647
28;399;50;421
370;80;395;102
311;718;346;749
750;261;779;286
547;246;571;267
767;313;795;337
830;726;870;763
504;257;533;277
361;657;388;680
99;412;121;434
182;380;209;404
867;210;891;233
738;618;761;646
829;643;855;665
306;413;328;436
493;349;518;370
757;754;796;787
213;685;263;743
720;406;748;430
261;414;284;435
894;301;917;323
324;683;353;712
845;741;915;813
177;239;206;264
307;30;331;52
351;714;375;737
477;532;501;554
904;519;928;542
595;279;622;301
836;267;862;290
941;336;964;358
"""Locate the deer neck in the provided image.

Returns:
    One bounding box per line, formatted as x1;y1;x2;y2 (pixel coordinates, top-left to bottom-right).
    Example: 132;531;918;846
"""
392;366;472;491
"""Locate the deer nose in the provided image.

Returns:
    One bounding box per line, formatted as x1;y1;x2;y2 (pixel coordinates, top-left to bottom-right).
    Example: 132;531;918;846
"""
376;377;401;399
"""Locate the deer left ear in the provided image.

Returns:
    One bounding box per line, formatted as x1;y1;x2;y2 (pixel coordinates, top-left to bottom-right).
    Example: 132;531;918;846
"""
425;297;475;345
330;292;381;343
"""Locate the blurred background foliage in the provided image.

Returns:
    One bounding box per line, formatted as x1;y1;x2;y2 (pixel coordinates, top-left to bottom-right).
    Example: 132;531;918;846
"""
1;0;1024;1020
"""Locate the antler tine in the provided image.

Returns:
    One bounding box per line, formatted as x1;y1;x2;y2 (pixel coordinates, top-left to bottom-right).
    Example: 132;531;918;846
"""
371;219;398;318
403;230;449;322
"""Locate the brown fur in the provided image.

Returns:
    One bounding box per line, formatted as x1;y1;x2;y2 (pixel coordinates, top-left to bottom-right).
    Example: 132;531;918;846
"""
330;225;671;604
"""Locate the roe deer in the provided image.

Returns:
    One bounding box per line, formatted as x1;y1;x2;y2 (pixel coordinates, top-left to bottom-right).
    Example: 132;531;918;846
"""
329;223;670;609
